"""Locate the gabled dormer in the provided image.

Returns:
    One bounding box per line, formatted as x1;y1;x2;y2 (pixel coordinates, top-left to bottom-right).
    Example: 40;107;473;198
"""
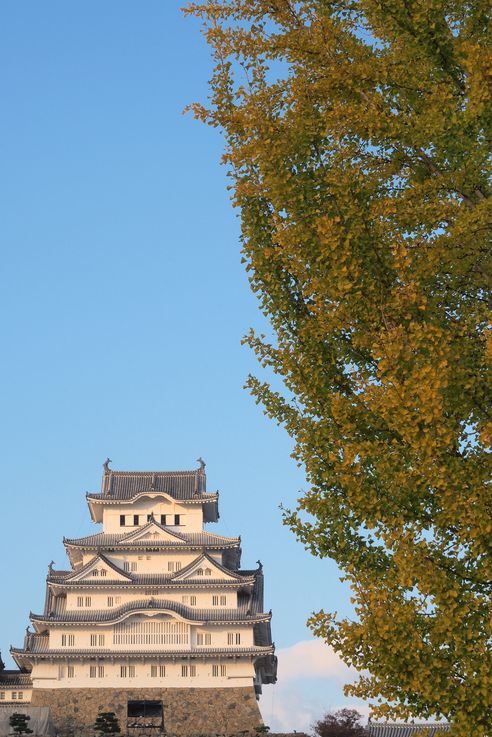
55;553;133;583
119;519;186;545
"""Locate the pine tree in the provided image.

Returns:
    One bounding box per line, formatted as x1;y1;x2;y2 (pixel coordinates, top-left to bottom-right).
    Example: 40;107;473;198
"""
93;711;121;734
9;713;33;735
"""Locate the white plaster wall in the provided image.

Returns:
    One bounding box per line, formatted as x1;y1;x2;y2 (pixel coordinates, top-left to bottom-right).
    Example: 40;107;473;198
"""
0;689;32;703
65;587;238;610
30;659;255;689
48;621;254;651
102;499;204;533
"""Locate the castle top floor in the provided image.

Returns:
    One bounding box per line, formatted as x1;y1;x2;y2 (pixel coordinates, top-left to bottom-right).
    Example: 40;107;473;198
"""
86;459;219;533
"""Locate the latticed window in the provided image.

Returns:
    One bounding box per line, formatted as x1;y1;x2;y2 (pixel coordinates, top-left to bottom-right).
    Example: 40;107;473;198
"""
0;693;5;700
190;665;196;677
90;666;97;678
113;619;189;645
228;632;241;645
205;568;212;576
182;595;189;604
92;570;99;577
196;568;204;576
181;665;188;677
90;634;97;646
190;596;197;606
197;633;212;645
220;595;227;606
18;692;23;700
98;666;104;678
85;596;92;607
100;569;107;577
212;596;218;606
107;596;114;607
67;666;75;678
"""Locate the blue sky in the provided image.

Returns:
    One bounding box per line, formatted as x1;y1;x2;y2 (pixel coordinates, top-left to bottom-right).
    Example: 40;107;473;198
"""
0;2;366;730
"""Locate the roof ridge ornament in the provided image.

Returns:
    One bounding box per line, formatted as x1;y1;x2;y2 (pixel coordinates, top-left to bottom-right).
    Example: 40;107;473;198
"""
103;457;112;474
196;457;206;472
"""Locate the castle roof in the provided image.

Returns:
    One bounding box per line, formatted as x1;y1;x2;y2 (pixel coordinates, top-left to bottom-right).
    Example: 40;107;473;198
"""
98;467;207;500
47;551;257;589
64;527;239;550
0;670;32;688
30;598;271;627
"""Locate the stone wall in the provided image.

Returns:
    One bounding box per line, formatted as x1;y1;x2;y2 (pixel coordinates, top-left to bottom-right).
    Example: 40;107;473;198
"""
31;686;263;735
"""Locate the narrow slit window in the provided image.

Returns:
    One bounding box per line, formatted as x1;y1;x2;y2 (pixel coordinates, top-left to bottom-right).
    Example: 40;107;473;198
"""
120;515;126;527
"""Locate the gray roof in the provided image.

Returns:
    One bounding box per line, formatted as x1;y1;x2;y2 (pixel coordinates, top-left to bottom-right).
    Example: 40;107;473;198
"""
0;671;32;688
31;598;272;626
48;551;256;589
97;468;207;500
12;645;274;662
367;725;451;736
64;528;239;550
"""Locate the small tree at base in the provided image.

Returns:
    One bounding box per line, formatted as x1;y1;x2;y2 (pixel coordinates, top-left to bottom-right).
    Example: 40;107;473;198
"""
93;712;121;735
9;713;33;735
312;709;366;737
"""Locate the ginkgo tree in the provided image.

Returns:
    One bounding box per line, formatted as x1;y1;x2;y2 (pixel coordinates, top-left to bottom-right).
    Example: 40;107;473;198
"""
185;1;491;735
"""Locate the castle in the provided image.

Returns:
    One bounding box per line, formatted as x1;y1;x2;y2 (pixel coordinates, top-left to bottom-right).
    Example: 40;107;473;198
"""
1;460;277;734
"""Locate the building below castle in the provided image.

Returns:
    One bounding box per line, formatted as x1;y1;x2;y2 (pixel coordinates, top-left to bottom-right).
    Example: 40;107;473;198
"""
3;460;277;735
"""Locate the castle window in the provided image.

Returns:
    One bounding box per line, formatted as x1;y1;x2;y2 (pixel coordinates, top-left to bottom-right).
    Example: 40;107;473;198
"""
85;596;92;607
221;665;227;676
107;596;114;607
90;634;97;646
129;666;135;678
115;596;121;604
212;595;218;606
98;666;104;678
168;562;175;572
18;692;23;700
58;666;65;680
196;568;204;576
181;665;188;677
62;634;75;646
0;693;4;700
68;666;75;678
159;665;166;677
120;515;126;526
90;666;97;678
220;595;227;606
100;569;107;577
77;596;83;607
190;596;197;606
150;665;166;677
133;515;139;526
11;692;17;700
190;665;196;677
182;595;189;604
212;665;218;677
228;632;241;645
99;634;105;646
205;568;212;576
92;570;99;576
174;514;180;525
130;562;137;572
176;561;182;571
120;666;127;678
123;562;130;572
160;515;166;525
197;633;211;646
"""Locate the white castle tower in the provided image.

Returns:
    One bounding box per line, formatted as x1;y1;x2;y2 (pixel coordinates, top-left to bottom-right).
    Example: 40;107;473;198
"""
8;460;277;735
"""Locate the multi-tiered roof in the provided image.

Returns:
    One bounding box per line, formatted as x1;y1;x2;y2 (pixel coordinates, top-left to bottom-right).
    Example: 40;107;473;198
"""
11;461;277;696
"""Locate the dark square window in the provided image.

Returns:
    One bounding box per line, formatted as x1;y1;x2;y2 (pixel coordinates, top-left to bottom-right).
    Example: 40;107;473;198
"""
174;514;180;525
133;515;139;526
160;515;166;525
120;515;125;527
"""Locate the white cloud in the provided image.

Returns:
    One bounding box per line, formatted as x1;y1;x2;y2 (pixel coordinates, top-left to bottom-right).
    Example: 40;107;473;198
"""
277;638;354;681
259;639;368;734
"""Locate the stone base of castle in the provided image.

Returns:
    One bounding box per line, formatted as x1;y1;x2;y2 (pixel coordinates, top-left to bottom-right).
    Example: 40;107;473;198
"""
31;686;263;735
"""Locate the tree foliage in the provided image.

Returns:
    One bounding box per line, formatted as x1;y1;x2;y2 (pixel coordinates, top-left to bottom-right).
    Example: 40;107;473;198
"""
93;712;121;734
313;708;367;737
186;0;491;734
9;713;33;735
